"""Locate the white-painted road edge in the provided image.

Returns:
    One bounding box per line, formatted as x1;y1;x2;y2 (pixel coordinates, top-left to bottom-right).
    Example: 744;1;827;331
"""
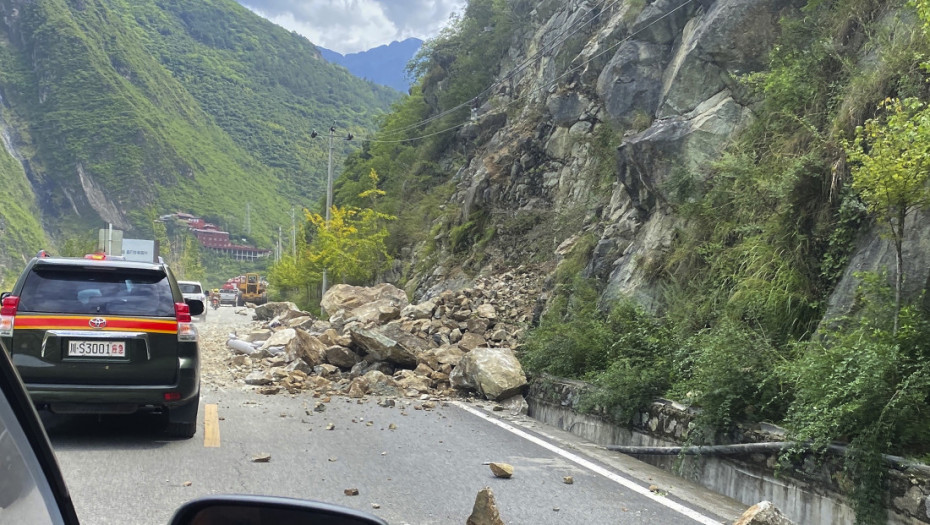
452;401;723;525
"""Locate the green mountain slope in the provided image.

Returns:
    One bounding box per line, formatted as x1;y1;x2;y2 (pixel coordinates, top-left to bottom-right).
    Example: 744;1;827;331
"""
129;0;399;203
0;0;397;252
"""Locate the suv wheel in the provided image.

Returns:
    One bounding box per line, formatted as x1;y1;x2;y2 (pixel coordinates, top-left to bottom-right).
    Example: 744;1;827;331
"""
165;394;199;439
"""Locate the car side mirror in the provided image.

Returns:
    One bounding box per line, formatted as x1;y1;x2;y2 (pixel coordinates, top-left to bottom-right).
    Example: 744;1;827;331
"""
169;495;388;525
186;299;205;316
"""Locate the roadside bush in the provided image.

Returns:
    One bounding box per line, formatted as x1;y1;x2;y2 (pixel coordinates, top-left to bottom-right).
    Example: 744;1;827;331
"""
522;285;680;424
672;319;791;434
521;278;606;377
580;301;680;424
782;274;930;524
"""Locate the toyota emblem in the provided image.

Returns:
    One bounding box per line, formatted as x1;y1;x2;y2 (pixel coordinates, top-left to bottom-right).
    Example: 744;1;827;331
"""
89;317;107;329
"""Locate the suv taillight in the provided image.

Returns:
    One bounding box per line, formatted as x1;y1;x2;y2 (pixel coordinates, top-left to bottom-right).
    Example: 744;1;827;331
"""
175;302;197;342
0;295;19;336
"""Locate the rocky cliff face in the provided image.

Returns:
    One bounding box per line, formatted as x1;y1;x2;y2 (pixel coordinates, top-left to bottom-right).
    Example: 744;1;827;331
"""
415;0;807;309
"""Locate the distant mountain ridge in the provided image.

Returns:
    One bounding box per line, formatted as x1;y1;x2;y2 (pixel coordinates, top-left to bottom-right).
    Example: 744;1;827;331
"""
0;0;399;270
319;38;422;93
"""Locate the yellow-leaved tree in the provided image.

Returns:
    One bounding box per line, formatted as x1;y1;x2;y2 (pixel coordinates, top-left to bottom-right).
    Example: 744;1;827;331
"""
269;169;395;304
844;97;930;333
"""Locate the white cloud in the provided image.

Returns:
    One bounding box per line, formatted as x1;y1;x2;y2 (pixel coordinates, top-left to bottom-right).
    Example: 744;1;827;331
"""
239;0;466;54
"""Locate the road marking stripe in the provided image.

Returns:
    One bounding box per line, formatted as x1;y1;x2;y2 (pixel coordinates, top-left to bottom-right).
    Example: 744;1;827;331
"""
203;404;220;448
453;401;722;525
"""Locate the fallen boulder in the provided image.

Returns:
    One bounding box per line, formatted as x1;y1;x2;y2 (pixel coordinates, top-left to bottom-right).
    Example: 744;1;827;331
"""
253;301;308;321
451;347;527;401
362;370;404;397
258;328;326;367
402;299;436;319
349;326;420;368
324;345;360;369
467;487;504;525
733;501;795;525
321;283;409;317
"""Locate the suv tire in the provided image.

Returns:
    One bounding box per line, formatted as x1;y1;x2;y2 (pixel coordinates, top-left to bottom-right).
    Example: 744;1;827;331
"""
165;394;199;439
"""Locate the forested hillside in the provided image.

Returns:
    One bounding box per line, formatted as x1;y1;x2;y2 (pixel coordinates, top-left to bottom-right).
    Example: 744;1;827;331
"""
0;0;397;278
268;0;930;521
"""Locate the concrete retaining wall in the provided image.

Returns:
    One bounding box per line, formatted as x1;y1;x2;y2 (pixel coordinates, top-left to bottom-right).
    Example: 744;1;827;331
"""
526;377;930;524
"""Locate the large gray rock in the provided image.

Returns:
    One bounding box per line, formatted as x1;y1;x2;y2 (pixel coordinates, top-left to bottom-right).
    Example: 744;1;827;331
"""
658;0;792;118
324;345;361;369
349;326;421;367
451;347;527;401
630;0;703;45
349;301;403;325
259;329;300;353
253;301;307;321
546;91;592;127
321;283;409;318
599;92;753;310
259;329;325;367
823;211;930;324
597;40;668;126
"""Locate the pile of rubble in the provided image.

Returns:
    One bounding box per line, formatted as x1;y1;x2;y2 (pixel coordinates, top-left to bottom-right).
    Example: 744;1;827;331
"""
224;269;545;404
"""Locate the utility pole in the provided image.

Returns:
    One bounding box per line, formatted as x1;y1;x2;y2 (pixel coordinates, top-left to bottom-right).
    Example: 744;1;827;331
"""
245;202;251;235
291;207;296;258
310;121;352;308
322;123;335;298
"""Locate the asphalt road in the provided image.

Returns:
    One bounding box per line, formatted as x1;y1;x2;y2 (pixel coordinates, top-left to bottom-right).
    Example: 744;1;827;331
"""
44;305;745;525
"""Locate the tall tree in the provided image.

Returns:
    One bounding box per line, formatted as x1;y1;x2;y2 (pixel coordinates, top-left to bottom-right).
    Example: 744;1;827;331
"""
303;169;395;286
178;236;205;282
844;97;930;333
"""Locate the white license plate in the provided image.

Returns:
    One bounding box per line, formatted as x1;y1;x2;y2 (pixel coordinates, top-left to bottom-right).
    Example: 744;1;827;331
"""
67;340;126;357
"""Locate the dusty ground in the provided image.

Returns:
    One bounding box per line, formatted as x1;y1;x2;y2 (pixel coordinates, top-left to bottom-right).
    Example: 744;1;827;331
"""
196;306;259;389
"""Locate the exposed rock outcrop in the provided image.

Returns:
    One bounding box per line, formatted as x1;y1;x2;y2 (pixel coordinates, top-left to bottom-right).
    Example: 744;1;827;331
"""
409;0;803;313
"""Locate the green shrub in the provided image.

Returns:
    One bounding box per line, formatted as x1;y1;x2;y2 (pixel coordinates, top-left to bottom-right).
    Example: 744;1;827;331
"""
782;274;930;524
673;319;790;433
521;277;605;377
522;286;680;424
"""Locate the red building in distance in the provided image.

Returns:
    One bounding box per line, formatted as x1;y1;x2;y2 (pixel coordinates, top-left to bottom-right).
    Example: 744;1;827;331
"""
168;213;271;261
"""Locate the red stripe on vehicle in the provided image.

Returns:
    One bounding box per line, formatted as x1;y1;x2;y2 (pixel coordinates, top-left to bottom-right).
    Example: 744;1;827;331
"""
14;315;178;334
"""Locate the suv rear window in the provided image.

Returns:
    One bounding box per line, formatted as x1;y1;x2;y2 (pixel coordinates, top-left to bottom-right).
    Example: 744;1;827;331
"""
18;267;175;317
178;283;202;294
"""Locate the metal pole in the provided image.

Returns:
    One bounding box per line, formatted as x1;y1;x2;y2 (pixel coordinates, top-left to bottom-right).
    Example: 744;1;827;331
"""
291;207;296;258
321;123;334;301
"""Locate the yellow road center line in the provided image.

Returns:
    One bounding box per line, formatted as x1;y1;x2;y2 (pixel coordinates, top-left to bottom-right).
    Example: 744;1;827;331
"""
203;403;220;448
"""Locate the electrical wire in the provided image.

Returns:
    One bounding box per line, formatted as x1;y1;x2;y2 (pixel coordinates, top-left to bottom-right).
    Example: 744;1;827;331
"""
374;0;625;139
361;0;695;145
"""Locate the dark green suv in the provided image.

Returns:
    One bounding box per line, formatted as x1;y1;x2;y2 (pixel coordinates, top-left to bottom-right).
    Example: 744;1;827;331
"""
0;252;204;438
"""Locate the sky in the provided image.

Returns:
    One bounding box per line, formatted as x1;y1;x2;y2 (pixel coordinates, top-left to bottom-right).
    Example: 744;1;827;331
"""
237;0;468;54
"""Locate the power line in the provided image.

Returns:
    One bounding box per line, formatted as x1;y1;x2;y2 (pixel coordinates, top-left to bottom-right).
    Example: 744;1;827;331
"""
376;0;624;139
359;0;695;146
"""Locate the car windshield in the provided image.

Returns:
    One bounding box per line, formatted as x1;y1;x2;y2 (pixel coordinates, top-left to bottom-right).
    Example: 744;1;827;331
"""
18;267;175;317
178;283;201;294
